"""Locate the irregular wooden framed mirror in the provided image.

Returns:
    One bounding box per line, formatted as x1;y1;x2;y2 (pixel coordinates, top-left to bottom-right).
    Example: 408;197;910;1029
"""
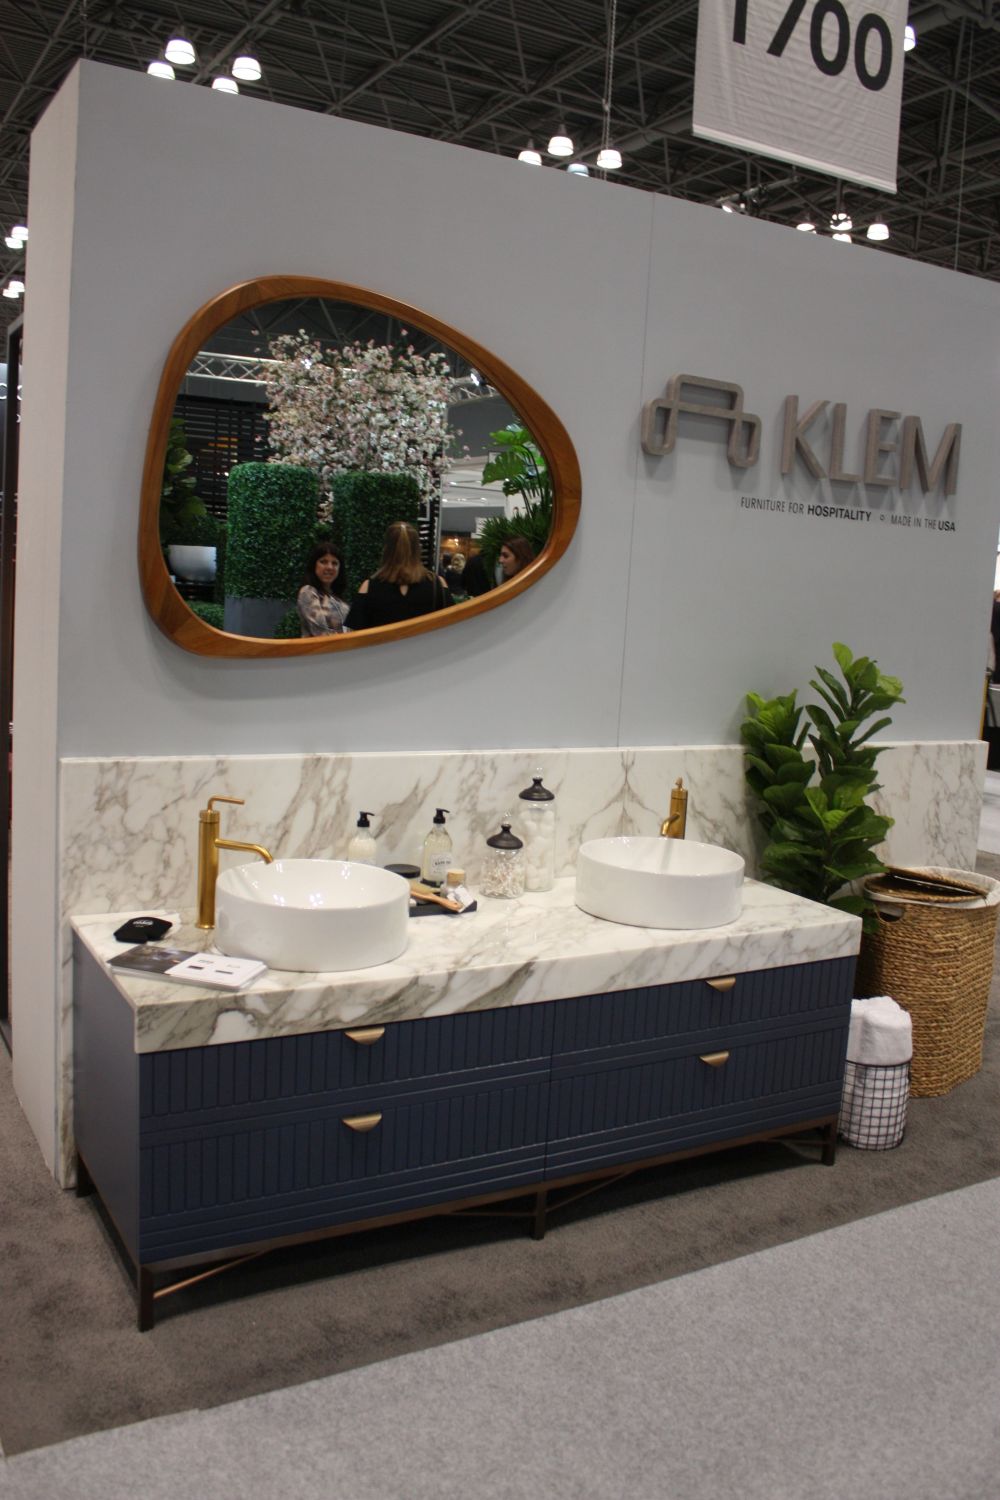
139;276;581;658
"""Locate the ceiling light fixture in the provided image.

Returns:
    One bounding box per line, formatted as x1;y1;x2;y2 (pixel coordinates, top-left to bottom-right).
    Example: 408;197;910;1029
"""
164;37;196;67
596;0;623;174
212;76;239;93
830;211;853;232
4;235;21;249
517;142;543;165
7;279;24;294
11;225;28;242
832;231;853;243
903;24;916;51
866;220;890;241
231;55;262;82
2;288;19;300
796;221;816;232
547;125;574;157
567;162;590;176
147;60;175;79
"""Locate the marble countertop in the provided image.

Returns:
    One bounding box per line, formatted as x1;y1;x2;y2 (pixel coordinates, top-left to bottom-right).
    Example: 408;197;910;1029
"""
71;877;861;1054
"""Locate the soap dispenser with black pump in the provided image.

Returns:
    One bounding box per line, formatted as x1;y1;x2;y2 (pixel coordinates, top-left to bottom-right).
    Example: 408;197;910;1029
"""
420;808;452;888
348;811;377;865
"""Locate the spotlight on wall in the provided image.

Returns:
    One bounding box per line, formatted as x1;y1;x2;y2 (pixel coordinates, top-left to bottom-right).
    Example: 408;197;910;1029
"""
866;220;890;241
547;125;574;157
231;55;262;82
212;76;239;93
164;37;196;66
147;60;176;79
517;142;543;165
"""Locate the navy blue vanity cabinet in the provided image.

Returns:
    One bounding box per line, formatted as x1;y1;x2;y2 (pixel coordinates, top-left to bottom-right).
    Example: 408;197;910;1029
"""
545;958;854;1180
137;1007;553;1263
73;940;854;1328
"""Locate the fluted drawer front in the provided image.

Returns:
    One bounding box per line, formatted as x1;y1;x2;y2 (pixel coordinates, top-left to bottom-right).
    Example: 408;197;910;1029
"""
546;1021;848;1177
550;957;854;1060
139;1077;547;1258
140;1004;554;1124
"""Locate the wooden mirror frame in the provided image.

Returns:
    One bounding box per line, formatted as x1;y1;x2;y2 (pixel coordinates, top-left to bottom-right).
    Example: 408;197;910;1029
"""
139;275;582;658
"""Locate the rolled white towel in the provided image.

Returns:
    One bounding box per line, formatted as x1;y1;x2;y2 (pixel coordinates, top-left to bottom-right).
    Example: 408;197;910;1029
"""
847;996;913;1065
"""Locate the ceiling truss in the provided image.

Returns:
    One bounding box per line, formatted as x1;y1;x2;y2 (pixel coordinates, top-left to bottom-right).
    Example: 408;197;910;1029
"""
1;0;1000;340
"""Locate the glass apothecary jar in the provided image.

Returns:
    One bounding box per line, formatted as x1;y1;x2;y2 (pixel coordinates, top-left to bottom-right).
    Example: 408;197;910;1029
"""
518;772;556;892
480;820;525;898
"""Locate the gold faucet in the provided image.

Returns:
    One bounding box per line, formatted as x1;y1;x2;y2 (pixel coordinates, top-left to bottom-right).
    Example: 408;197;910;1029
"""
660;777;688;838
197;795;274;929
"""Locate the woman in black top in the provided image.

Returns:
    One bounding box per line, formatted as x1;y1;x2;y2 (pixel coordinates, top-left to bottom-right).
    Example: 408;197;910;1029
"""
346;521;451;630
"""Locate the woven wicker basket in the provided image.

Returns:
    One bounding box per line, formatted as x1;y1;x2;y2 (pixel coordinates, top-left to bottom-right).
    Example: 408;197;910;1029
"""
855;868;1000;1097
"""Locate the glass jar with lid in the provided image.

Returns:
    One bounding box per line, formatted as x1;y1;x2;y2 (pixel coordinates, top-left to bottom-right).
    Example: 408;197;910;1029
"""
518;770;556;892
480;820;525;898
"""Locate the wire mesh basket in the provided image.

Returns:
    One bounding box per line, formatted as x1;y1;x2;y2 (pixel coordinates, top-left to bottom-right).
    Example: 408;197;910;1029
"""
839;1060;910;1149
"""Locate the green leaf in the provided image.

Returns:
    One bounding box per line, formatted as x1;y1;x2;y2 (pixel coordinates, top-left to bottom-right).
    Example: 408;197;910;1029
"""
812;666;850;714
832;642;854;675
764;743;808;769
775;760;814;785
763;782;811;814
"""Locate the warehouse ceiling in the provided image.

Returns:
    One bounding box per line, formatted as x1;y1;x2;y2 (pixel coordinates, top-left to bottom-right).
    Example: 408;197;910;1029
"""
1;0;999;341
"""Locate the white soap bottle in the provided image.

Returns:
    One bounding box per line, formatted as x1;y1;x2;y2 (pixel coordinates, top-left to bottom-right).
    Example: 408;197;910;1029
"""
420;808;453;888
348;811;377;865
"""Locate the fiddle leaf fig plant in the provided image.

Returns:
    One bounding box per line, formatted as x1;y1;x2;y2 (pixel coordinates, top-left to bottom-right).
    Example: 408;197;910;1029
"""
476;425;553;574
740;644;905;928
159;416;209;542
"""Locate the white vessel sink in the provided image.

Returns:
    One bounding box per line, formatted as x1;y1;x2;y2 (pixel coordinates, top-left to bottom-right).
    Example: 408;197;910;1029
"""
575;837;744;930
215;859;410;972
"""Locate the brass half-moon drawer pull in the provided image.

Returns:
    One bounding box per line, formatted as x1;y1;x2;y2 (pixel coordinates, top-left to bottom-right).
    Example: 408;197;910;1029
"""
699;1051;731;1068
344;1027;386;1045
705;976;736;992
342;1113;383;1132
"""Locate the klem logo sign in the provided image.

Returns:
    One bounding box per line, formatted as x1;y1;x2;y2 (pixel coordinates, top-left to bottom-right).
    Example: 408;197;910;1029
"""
641;375;961;496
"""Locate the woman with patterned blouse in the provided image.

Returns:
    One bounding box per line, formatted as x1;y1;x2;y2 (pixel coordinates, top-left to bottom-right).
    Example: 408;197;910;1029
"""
296;541;350;636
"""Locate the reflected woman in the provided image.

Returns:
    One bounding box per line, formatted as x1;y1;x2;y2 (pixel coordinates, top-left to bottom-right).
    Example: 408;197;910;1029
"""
346;521;451;630
498;536;535;580
297;541;350;636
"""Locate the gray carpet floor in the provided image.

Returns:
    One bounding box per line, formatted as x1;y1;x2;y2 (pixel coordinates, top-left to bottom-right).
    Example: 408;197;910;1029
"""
2;852;999;1461
2;1178;998;1500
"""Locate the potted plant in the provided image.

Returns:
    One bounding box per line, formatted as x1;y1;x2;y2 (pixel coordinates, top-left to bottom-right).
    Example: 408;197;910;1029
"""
475;424;553;577
740;643;905;928
159;417;218;583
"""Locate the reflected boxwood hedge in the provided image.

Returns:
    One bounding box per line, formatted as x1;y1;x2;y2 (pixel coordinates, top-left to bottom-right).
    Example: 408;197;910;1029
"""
225;463;320;601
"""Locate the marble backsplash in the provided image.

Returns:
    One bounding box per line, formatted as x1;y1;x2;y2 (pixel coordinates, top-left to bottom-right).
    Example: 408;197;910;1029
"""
55;738;985;1182
61;739;985;919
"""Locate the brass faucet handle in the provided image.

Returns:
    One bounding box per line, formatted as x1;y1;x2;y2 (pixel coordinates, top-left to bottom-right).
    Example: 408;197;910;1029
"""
205;794;244;816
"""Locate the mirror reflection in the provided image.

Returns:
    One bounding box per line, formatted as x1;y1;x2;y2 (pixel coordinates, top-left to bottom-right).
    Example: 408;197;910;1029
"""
159;298;554;640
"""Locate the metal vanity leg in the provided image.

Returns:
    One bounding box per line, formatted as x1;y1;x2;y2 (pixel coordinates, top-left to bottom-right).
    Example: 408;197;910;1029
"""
821;1120;838;1166
531;1188;548;1240
138;1267;156;1332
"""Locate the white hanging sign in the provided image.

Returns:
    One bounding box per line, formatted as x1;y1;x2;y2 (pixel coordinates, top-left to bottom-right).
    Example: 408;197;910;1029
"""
692;0;908;193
